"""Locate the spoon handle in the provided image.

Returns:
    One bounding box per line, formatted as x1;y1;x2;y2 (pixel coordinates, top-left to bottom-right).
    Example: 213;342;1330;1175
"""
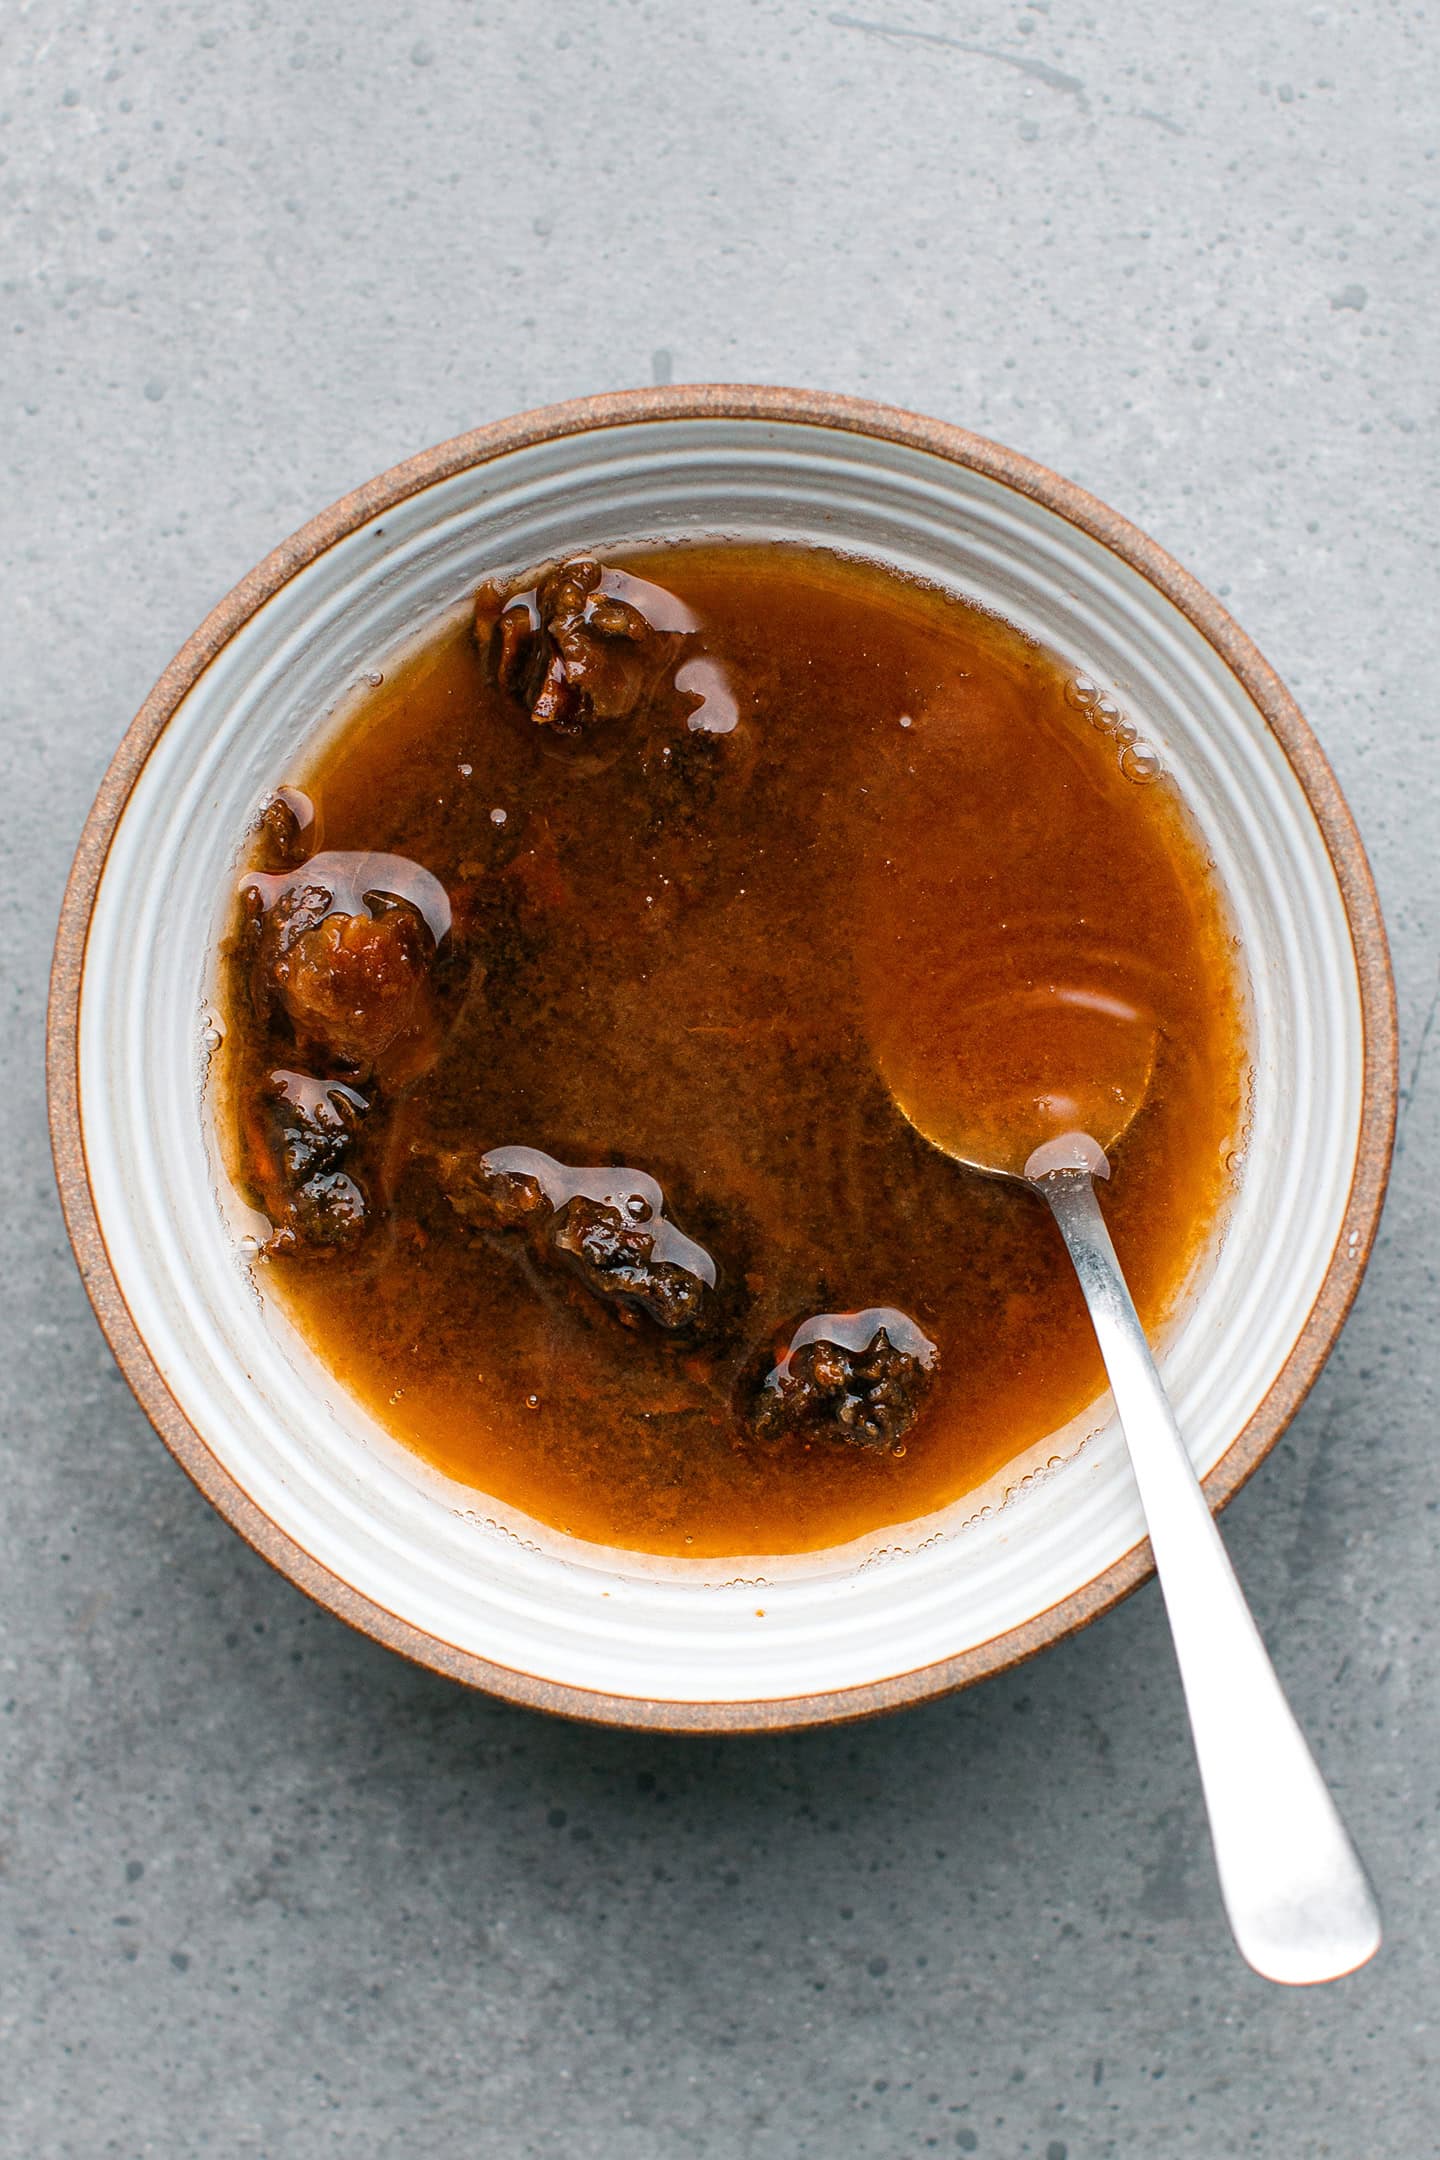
1037;1163;1381;1985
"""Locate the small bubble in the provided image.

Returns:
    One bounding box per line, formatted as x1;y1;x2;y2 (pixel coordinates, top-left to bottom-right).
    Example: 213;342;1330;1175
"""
525;1394;540;1409
1113;718;1138;747
458;762;472;777
490;806;507;825
1119;741;1162;782
890;1444;907;1459
202;1025;222;1049
1065;673;1100;710
1090;693;1121;734
238;1234;261;1257
624;1194;651;1220
1225;1148;1244;1173
898;713;913;729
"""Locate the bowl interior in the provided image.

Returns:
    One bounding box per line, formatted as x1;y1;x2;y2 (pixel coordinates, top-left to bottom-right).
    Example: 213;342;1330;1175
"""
77;415;1364;1710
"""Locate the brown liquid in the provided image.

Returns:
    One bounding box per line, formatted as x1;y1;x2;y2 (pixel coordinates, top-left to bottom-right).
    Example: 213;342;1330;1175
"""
218;543;1247;1557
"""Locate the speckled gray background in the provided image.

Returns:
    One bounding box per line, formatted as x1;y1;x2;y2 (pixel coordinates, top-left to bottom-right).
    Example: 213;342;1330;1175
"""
2;3;1436;2154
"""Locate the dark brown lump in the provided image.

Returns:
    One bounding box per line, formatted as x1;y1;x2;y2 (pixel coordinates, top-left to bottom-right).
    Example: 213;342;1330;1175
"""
255;786;317;870
252;891;435;1073
240;1069;370;1254
477;556;666;734
239;856;446;1079
750;1317;938;1452
431;1150;550;1234
550;1195;712;1333
230;837;457;1253
431;1145;720;1337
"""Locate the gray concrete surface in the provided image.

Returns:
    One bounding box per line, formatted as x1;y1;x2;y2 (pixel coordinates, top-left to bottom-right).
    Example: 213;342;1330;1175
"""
2;2;1436;2153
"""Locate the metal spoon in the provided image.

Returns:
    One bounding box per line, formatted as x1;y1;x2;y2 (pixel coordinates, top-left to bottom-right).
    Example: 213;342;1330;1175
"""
887;1009;1382;1985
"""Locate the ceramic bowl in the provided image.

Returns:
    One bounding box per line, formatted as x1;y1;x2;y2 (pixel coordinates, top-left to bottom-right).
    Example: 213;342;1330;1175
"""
49;387;1396;1729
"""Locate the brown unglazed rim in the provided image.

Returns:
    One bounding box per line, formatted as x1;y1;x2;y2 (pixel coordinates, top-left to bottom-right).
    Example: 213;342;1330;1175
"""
47;386;1398;1734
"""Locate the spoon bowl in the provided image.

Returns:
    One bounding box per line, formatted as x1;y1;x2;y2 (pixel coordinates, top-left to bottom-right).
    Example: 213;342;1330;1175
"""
883;979;1157;1182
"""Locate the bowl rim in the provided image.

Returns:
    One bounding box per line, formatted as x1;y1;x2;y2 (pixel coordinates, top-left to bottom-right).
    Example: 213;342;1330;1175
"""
47;384;1398;1733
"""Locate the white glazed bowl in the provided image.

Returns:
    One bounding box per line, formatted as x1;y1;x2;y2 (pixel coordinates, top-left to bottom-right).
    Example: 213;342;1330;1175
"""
50;389;1395;1730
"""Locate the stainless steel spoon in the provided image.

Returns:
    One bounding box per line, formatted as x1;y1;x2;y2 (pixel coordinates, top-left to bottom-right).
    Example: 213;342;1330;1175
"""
890;1036;1382;1983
